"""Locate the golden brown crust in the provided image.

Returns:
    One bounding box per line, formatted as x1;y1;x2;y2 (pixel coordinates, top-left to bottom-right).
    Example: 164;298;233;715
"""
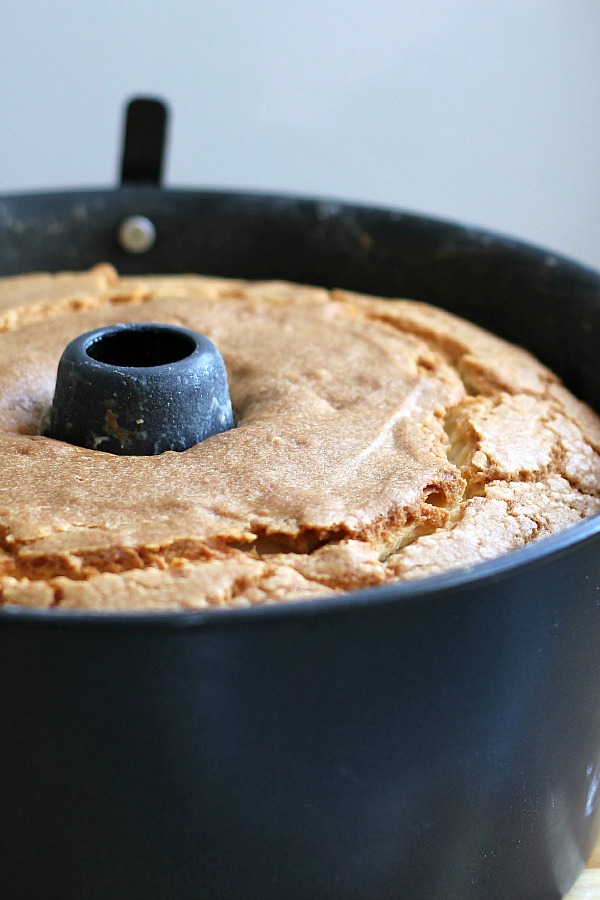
0;266;598;611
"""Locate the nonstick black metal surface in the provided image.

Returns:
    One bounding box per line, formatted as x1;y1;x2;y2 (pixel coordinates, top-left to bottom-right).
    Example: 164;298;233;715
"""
0;185;599;900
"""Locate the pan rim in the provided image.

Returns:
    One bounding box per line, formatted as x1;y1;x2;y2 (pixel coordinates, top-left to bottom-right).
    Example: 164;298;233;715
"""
0;513;598;629
0;183;599;279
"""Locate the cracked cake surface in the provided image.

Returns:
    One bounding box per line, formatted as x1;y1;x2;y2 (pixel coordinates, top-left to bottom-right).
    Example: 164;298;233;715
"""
0;263;599;611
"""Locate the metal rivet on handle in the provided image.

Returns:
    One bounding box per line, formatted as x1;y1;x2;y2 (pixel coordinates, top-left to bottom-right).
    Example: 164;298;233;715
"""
118;215;156;254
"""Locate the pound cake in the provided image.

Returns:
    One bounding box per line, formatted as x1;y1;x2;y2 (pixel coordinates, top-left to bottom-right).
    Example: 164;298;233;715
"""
0;264;599;611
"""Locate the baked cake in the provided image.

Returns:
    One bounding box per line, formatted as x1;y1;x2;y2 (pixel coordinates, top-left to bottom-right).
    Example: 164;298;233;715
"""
0;264;599;611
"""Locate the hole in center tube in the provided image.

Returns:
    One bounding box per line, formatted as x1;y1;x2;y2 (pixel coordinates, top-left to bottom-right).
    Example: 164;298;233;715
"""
86;328;196;368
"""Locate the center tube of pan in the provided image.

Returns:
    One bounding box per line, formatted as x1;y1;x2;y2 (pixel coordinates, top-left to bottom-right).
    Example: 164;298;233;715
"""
47;322;235;455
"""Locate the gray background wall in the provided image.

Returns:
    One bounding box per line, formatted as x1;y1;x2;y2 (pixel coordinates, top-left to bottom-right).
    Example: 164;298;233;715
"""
0;1;598;268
